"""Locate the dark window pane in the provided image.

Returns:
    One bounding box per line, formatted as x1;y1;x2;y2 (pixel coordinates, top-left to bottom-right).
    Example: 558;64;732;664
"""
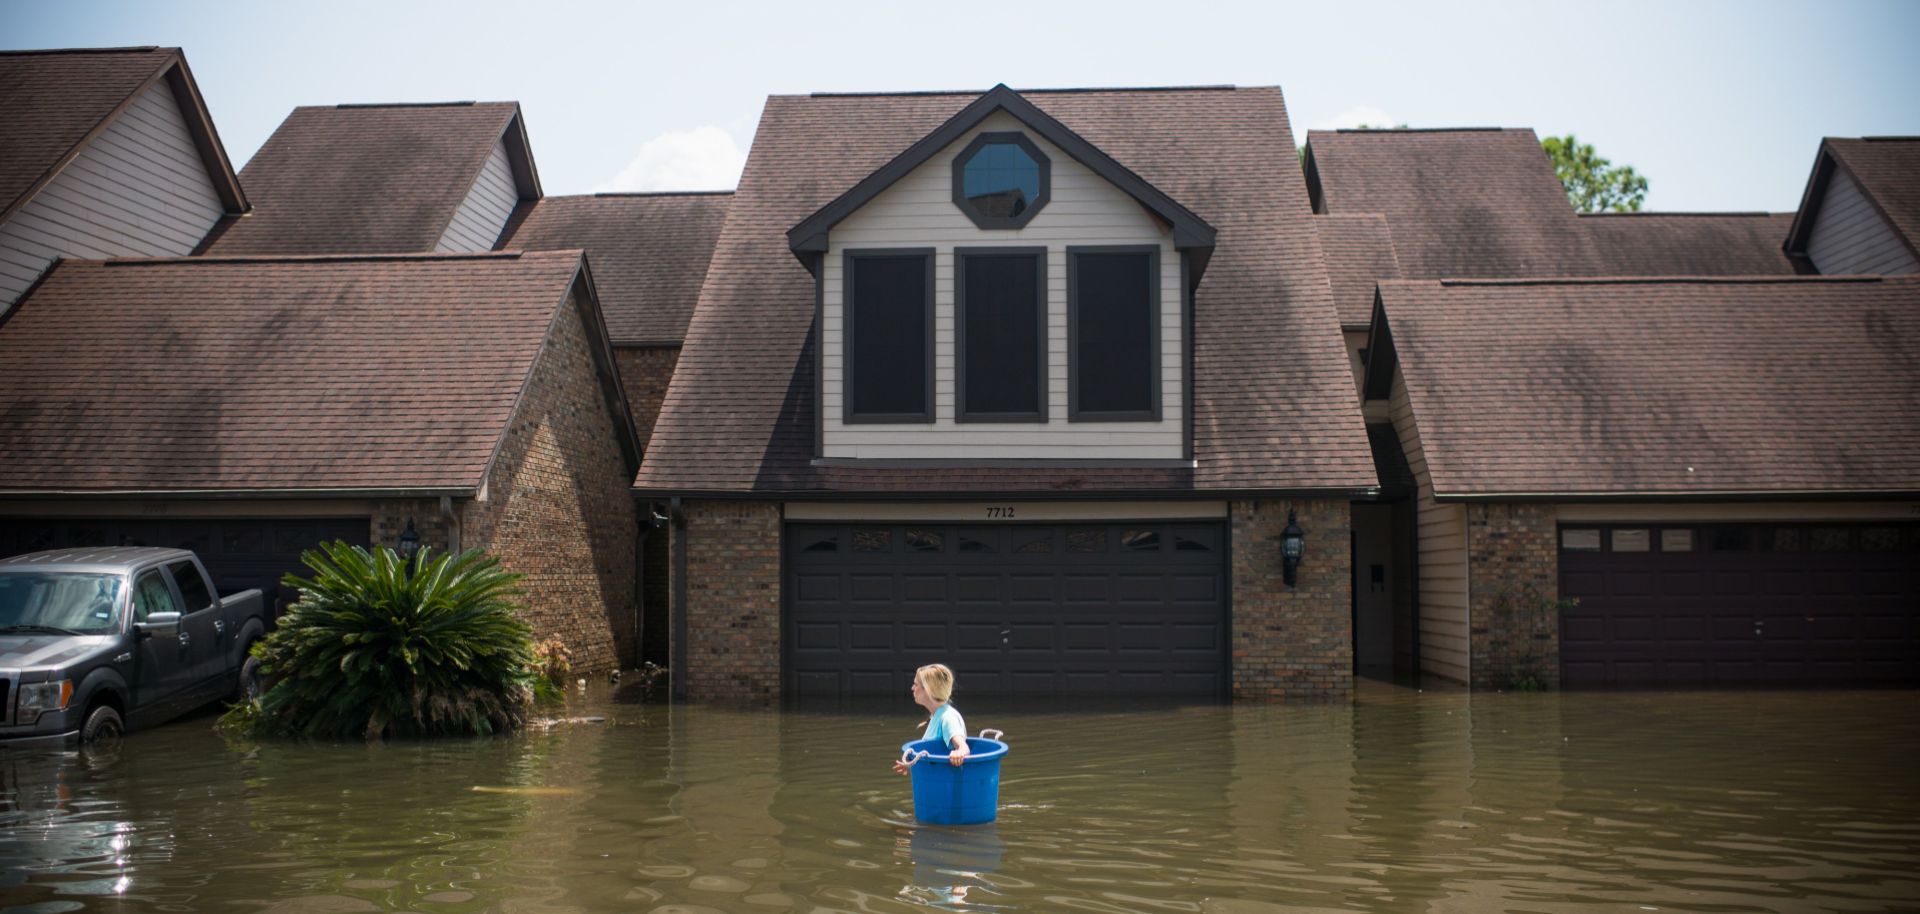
1175;533;1212;552
961;142;1041;217
959;535;996;554
1709;527;1752;552
853;530;892;553
962;253;1042;416
848;254;928;416
167;560;214;612
224;527;264;554
907;530;943;552
1122;530;1160;551
1014;534;1051;554
1073;252;1155;415
1067;529;1106;553
802;536;838;553
1861;528;1899;552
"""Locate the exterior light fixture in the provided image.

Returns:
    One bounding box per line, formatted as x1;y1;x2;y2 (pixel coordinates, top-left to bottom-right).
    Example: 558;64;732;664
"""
1281;510;1305;588
397;518;422;562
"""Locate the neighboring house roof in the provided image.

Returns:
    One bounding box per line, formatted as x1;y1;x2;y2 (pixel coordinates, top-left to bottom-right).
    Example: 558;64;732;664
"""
1583;212;1799;276
0;250;634;495
0;46;246;224
638;85;1374;496
1785;136;1920;263
499;191;731;345
1304;128;1602;278
1316;213;1402;328
203;101;539;255
1368;276;1920;499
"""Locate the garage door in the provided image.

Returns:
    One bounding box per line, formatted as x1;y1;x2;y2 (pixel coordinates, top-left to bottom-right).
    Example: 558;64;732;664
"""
1559;523;1920;687
787;522;1227;699
0;517;371;614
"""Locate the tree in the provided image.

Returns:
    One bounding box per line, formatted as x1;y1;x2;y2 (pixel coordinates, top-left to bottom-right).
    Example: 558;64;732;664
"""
1542;134;1648;212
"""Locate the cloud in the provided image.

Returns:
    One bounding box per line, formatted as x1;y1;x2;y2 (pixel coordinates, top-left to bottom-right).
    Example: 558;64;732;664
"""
1314;105;1400;130
596;126;746;192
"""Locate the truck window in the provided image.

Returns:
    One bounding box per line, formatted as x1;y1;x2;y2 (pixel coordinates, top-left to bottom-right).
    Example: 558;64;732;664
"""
166;560;215;613
132;570;180;623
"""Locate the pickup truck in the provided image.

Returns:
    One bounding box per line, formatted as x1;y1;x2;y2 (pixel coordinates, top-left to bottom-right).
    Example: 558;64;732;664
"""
0;546;267;745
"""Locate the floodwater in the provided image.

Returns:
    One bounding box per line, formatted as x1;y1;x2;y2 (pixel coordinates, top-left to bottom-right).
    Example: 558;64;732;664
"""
3;683;1918;914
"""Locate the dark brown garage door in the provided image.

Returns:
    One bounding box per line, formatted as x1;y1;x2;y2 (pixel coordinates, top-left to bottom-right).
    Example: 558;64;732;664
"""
1559;522;1920;687
0;517;371;614
786;522;1228;699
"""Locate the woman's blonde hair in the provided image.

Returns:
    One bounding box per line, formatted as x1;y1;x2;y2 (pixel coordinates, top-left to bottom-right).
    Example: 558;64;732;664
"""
916;663;955;703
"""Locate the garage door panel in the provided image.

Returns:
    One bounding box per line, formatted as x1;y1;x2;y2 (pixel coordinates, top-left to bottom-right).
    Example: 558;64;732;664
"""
789;521;1226;697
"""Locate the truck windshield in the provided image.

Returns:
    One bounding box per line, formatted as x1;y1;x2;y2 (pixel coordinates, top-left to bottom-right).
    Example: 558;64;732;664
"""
0;573;125;635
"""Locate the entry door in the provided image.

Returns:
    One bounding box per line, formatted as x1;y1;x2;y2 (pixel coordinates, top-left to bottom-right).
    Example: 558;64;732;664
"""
785;521;1229;699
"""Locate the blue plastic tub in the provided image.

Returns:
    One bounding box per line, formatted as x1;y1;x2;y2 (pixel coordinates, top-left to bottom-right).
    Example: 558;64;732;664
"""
900;731;1009;825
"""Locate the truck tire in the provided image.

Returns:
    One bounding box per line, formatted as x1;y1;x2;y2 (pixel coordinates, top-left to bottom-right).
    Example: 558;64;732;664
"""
82;704;124;744
237;655;264;703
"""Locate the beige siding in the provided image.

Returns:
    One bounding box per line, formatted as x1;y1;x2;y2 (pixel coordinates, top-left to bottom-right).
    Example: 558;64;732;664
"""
435;137;519;253
0;80;225;311
822;111;1183;460
1807;167;1920;276
1391;371;1469;683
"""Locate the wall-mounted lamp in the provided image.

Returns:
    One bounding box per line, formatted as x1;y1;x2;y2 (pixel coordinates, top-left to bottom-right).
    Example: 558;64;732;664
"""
1281;510;1305;588
397;518;422;562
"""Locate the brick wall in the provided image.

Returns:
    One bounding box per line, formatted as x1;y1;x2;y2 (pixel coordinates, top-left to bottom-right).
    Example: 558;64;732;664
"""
612;346;679;450
369;501;454;554
1230;498;1353;700
1467;503;1560;690
462;289;639;674
675;500;782;702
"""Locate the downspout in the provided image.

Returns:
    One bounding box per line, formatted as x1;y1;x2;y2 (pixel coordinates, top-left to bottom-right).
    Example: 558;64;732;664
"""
632;508;648;670
671;495;688;702
439;495;461;554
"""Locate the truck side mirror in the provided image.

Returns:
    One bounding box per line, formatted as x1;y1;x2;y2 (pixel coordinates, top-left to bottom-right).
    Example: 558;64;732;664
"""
136;611;182;638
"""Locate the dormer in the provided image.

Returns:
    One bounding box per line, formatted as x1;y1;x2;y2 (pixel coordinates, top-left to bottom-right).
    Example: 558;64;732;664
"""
0;47;248;312
787;85;1215;461
1784;137;1920;276
203;101;541;256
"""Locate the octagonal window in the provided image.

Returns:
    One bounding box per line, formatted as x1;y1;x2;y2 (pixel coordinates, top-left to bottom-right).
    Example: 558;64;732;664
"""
952;132;1050;228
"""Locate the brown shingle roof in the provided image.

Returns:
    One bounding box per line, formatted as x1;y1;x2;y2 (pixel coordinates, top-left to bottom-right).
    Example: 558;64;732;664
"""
500;192;730;344
0;251;587;493
204;102;529;255
637;86;1374;496
1305;128;1601;278
0;47;244;221
1378;276;1920;497
1316;213;1402;328
1582;212;1798;276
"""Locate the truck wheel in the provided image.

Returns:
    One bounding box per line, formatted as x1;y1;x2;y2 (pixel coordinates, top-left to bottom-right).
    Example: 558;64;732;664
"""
82;705;124;744
236;655;264;703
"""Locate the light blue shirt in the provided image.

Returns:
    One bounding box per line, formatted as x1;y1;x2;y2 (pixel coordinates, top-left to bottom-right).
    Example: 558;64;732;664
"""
923;703;967;749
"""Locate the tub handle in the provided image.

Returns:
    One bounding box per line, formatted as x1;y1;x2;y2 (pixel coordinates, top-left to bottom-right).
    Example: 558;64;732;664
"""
980;729;1004;742
900;748;930;767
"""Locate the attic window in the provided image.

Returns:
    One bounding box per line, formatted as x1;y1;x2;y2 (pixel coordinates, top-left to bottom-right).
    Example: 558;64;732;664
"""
953;132;1050;229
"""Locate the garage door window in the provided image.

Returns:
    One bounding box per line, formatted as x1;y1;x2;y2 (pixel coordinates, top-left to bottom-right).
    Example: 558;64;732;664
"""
959;534;996;553
1122;530;1160;551
1067;529;1107;552
1562;529;1601;551
907;530;943;552
853;529;891;552
1812;527;1852;552
1660;529;1694;552
1862;527;1901;551
1610;529;1649;552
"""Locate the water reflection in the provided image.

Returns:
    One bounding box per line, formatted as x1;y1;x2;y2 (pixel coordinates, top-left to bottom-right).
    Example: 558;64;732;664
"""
0;685;1916;913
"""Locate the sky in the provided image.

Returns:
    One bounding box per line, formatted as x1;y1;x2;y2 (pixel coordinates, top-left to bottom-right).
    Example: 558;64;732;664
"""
6;0;1918;212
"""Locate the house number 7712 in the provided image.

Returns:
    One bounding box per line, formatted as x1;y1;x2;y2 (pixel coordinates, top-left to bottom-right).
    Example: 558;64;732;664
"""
986;506;1016;518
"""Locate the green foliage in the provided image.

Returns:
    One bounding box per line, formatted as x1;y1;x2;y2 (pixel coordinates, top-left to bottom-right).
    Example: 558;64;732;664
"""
220;542;542;740
1542;133;1648;213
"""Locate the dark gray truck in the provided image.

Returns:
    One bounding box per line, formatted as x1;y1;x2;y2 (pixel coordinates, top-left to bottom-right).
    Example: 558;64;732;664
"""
0;547;267;745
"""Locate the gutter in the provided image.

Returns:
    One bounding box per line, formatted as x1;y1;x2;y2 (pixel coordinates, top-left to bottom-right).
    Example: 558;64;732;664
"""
1434;489;1920;504
629;486;1382;502
0;486;476;500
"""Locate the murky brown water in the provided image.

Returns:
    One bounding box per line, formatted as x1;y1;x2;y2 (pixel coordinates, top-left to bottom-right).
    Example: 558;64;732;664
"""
3;682;1918;913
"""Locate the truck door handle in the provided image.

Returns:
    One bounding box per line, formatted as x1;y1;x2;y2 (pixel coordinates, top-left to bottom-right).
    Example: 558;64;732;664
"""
179;633;191;649
214;619;225;634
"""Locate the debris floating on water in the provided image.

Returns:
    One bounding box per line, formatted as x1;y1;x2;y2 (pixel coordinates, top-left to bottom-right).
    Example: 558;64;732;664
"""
529;715;608;730
470;785;581;796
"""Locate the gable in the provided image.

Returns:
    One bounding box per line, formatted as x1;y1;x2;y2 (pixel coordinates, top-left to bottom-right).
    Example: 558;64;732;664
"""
0;78;229;310
1804;166;1919;275
437;136;520;252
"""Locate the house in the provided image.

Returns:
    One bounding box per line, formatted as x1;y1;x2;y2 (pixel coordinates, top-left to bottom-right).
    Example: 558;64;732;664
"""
0;251;644;671
498;190;733;665
200;101;541;255
1784;137;1920;275
635;85;1378;702
0;47;248;313
1306;127;1920;689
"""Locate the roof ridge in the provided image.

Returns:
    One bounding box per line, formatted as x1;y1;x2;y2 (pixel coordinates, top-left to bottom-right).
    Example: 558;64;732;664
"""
101;251;555;267
333;100;484;109
0;46;166;56
1860;135;1920;142
1431;275;1885;287
1320;126;1513;134
802;84;1239;98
